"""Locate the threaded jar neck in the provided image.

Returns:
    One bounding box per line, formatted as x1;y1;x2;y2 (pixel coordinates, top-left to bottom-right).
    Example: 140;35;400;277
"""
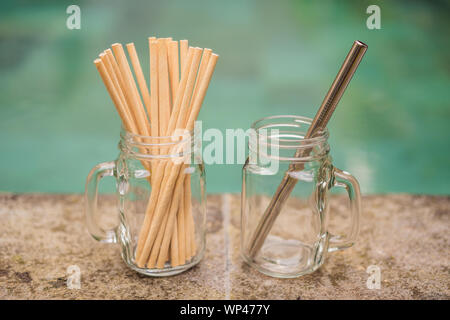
249;115;330;162
119;127;195;160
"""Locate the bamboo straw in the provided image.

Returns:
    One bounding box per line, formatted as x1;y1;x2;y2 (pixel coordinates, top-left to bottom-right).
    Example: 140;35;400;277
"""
180;40;188;72
111;43;149;136
185;54;219;130
105;49;128;108
174;193;184;265
148;37;160;187
122;44;157;178
146;199;171;268
138;54;219;266
146;203;171;266
99;52;127;112
184;175;195;258
146;164;177;268
165;48;197;138
174;48;203;129
135;48;197;265
136;49;201;265
135;38;160;261
167;41;180;103
126;43;151;115
158;39;171;135
184;179;192;258
140;48;203;266
148;38;160;186
190;210;197;256
182;48;212;258
98;53;152;174
94;59;135;133
177;193;186;264
138;48;201;266
149;38;159;138
161;37;174;107
150;48;201;266
159;36;184;267
167;44;194;265
191;49;212;109
154;39;172;227
156;176;182;268
170;211;180;267
168;39;185;265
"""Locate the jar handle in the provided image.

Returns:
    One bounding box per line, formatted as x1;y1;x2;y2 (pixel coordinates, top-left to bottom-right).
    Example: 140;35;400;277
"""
84;161;117;243
327;166;361;252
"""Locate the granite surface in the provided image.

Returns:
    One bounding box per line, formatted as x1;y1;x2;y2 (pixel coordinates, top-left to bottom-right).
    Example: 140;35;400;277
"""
0;193;448;300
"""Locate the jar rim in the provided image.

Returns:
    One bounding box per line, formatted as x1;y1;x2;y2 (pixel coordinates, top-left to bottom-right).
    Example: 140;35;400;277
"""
119;126;195;160
120;126;194;147
250;115;329;148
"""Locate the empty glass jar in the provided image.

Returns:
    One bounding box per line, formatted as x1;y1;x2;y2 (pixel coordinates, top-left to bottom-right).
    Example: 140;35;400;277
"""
85;128;206;276
241;115;361;278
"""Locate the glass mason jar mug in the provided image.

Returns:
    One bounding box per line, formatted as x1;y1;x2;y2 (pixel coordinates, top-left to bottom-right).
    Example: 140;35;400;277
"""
85;128;206;276
241;115;361;278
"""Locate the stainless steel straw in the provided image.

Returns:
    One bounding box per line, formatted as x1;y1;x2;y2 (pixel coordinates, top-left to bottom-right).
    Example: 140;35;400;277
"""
248;40;368;257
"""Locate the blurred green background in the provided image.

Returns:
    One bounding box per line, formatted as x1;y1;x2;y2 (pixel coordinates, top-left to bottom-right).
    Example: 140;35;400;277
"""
0;0;449;194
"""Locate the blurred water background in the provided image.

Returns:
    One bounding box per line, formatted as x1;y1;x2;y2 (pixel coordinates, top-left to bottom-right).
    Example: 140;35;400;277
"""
0;0;449;194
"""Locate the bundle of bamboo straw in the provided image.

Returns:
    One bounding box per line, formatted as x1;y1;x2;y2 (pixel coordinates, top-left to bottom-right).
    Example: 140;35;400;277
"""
93;37;219;269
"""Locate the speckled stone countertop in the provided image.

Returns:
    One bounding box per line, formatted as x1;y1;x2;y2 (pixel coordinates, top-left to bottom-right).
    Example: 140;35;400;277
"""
0;193;448;300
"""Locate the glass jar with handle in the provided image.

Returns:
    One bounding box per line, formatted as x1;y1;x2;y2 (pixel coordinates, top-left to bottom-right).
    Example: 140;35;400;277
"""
85;128;206;276
241;115;361;278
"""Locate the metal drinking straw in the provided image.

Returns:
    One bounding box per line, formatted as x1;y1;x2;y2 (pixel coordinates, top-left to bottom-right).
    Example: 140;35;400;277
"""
248;40;368;258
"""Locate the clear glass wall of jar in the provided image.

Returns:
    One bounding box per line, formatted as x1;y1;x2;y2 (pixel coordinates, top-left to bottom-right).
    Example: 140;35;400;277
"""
85;128;206;276
241;115;361;278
